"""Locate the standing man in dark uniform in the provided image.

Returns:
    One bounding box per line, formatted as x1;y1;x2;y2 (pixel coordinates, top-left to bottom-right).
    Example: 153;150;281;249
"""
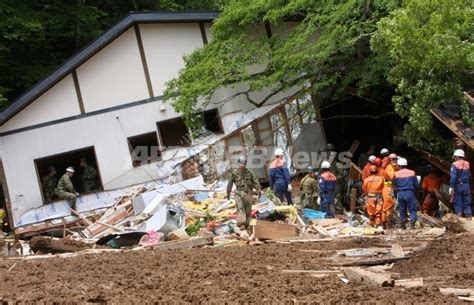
80;158;99;192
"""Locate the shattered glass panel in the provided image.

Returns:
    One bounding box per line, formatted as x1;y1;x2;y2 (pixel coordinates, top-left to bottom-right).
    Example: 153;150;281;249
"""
242;125;256;152
298;94;315;123
270;112;287;150
286;100;302;141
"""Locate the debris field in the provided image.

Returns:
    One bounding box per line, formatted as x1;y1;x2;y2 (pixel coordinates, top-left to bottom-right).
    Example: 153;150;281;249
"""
0;232;472;303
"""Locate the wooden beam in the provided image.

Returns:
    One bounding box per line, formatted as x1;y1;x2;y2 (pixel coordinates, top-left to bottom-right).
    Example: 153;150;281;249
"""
343;267;394;287
439;288;474;297
147;236;213;251
134;24;154;99
199;23;208;44
332;256;411;267
350;188;357;213
395;278;424;288
391;243;405;258
72;70;85;114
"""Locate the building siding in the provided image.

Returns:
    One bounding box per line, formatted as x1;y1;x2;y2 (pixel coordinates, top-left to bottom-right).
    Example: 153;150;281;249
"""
76;28;149;113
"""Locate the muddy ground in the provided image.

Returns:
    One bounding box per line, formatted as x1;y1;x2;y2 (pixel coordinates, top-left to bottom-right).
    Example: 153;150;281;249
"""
0;233;471;303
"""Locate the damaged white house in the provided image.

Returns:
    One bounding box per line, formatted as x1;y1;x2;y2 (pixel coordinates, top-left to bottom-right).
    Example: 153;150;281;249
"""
0;12;325;234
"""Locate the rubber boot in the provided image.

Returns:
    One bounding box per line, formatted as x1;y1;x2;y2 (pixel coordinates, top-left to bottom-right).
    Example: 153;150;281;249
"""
401;222;406;230
410;221;416;229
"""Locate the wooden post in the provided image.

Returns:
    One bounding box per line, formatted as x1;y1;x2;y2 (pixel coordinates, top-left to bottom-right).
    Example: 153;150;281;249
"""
350;188;357;214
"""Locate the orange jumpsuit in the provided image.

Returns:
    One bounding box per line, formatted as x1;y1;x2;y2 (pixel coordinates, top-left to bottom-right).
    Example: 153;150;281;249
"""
382;156;390;169
363;174;384;226
362;163;372;180
421;173;442;216
382;163;396;224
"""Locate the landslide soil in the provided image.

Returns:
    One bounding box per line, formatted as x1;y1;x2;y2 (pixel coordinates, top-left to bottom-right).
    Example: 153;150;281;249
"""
393;232;474;288
0;236;468;303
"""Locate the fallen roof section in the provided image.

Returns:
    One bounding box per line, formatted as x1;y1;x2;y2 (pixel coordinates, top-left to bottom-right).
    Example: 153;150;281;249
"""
0;11;219;126
431;104;474;150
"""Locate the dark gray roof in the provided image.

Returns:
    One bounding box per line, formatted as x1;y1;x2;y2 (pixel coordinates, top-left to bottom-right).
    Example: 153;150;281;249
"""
0;12;218;126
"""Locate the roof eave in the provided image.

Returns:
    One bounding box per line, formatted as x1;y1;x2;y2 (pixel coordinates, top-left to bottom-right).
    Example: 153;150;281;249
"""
0;12;218;126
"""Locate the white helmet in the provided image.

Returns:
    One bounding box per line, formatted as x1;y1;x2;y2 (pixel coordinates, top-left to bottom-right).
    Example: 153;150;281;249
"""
381;148;389;155
397;158;408;166
453;149;465;158
274;148;284;157
66;166;75;173
368;155;376;162
321;161;331;169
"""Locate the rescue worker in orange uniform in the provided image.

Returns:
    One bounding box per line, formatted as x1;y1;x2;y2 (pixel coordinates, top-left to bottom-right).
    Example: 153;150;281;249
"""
381;153;397;228
362;165;384;227
421;165;442;216
362;155;376;180
374;157;384;176
380;148;390;168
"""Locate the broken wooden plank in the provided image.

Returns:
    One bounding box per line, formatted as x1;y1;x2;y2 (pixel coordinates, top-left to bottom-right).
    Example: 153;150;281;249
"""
343;267;394;287
332;256;411;267
282;269;340;274
350;188;357;214
254;220;298;240
394;278;424;288
273;238;334;244
391;243;405;258
145;236;214;251
308;218;342;227
439;288;474;297
313;225;332;236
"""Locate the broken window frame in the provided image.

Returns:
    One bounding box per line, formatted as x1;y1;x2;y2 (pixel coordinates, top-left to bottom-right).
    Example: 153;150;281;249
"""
33;146;103;203
127;132;162;168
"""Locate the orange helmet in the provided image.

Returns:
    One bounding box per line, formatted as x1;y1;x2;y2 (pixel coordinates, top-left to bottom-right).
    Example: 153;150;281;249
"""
374;157;383;167
369;165;378;174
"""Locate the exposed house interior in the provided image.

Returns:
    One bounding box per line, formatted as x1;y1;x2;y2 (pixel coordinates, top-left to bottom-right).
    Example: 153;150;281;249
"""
127;131;161;167
34;147;102;201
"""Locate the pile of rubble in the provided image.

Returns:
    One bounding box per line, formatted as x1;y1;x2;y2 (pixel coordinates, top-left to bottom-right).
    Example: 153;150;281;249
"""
4;174;470;260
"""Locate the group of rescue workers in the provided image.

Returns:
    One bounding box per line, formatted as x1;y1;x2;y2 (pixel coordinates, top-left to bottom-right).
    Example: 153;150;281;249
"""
227;145;471;232
41;158;100;209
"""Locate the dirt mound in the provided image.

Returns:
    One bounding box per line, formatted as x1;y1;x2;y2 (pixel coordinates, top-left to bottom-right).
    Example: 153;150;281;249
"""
29;236;94;254
0;239;462;303
393;233;474;288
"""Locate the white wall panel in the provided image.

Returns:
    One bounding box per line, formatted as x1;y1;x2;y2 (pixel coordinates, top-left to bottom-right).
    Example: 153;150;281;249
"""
77;28;149;112
0;75;80;132
0;100;183;225
139;23;204;96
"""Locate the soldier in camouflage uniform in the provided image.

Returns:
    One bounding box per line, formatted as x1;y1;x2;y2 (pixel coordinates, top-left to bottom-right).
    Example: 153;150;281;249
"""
300;166;319;210
80;158;99;192
226;156;261;229
55;167;79;209
41;166;57;201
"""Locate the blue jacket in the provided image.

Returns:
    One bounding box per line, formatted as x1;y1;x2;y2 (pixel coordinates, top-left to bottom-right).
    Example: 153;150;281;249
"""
450;160;471;187
269;161;291;190
393;168;418;191
319;171;336;194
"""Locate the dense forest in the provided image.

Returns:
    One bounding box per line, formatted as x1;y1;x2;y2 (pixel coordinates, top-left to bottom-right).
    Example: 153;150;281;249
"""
0;0;222;106
0;0;472;155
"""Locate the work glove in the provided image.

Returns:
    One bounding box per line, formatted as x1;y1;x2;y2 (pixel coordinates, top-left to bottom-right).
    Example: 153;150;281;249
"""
287;184;292;192
448;188;453;195
75;192;80;197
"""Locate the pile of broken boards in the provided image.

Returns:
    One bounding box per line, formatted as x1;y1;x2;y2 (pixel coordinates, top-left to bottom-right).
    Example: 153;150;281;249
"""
19;176;467;258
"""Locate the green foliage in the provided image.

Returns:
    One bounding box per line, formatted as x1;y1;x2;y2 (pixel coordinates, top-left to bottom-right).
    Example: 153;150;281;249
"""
165;0;400;131
185;217;203;236
372;0;474;154
0;0;222;104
